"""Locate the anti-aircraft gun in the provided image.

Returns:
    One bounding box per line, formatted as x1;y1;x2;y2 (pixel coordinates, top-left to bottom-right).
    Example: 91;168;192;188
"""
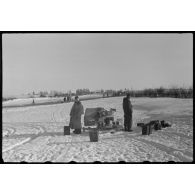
84;107;122;130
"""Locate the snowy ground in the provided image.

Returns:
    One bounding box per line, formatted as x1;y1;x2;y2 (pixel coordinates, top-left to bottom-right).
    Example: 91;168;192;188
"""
2;97;193;162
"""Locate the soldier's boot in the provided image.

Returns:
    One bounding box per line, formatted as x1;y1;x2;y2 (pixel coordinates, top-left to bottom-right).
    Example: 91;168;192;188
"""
126;122;133;132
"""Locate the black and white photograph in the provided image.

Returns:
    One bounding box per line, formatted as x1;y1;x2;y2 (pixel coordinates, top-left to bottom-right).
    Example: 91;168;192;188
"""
1;33;193;163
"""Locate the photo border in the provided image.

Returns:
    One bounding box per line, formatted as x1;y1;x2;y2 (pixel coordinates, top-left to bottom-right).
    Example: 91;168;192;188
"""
1;31;194;164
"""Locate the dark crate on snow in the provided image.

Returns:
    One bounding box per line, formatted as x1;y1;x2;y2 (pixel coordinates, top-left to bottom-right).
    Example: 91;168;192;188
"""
64;126;70;135
142;124;150;135
89;130;99;142
161;120;165;127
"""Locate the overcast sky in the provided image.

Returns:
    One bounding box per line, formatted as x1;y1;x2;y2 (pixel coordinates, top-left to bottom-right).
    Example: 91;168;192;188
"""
3;33;193;96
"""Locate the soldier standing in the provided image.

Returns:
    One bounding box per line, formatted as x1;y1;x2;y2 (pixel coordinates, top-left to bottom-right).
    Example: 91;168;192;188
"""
123;93;133;132
69;96;84;134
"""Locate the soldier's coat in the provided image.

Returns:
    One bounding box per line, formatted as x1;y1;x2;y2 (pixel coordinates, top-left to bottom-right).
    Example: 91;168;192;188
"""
70;101;84;129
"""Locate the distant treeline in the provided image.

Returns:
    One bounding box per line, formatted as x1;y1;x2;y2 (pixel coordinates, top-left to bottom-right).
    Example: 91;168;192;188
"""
71;87;193;99
3;97;16;102
3;87;193;101
111;87;193;98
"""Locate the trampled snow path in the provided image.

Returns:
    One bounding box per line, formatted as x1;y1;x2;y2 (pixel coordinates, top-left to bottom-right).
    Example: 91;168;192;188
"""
2;97;193;162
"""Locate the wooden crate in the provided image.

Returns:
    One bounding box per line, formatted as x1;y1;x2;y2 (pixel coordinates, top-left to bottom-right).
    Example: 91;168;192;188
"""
64;126;70;135
89;129;99;142
142;124;150;135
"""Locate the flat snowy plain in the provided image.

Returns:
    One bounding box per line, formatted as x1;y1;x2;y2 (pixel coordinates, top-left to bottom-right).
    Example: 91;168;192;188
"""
2;97;193;162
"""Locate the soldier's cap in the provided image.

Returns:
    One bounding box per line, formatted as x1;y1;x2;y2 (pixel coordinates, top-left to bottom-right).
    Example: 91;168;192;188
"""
126;93;131;97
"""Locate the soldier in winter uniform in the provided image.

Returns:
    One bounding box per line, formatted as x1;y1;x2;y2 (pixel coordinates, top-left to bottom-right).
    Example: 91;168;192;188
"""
123;93;133;132
69;96;84;134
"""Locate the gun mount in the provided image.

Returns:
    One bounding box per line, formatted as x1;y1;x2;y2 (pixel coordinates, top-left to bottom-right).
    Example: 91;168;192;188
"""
84;107;122;130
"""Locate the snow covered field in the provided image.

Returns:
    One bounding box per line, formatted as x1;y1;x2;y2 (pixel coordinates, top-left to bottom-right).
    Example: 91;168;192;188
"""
3;94;102;107
2;97;193;162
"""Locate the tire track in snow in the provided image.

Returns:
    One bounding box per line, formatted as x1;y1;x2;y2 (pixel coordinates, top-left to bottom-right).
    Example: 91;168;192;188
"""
3;137;31;153
134;137;192;162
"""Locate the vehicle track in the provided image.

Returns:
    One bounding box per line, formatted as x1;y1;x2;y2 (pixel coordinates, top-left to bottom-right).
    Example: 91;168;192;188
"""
134;137;192;162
